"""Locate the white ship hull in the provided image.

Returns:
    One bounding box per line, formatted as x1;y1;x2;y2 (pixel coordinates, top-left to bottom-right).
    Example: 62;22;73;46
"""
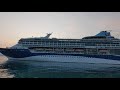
8;55;120;65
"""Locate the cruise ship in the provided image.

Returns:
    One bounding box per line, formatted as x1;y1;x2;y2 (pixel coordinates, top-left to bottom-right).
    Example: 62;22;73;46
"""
1;31;120;64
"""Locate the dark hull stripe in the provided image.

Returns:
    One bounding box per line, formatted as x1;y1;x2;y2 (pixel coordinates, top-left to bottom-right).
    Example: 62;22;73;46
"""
0;48;120;60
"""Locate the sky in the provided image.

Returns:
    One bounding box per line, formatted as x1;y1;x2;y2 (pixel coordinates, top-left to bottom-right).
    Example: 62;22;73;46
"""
0;12;120;48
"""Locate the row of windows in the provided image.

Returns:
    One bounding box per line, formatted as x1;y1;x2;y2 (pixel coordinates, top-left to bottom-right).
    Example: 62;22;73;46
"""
97;44;120;46
19;41;120;45
21;43;120;48
19;39;120;43
19;39;82;42
40;55;82;58
21;43;85;46
21;42;120;46
19;42;85;44
23;45;85;48
21;42;84;44
97;46;120;49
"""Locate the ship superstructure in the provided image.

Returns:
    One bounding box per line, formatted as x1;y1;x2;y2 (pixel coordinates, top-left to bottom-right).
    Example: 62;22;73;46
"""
11;31;120;55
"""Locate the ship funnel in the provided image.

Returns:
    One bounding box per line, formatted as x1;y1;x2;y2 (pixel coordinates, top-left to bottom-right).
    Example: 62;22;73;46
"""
45;32;52;38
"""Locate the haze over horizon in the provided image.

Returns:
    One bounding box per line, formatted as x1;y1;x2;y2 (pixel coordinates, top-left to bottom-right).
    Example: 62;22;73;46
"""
0;12;120;48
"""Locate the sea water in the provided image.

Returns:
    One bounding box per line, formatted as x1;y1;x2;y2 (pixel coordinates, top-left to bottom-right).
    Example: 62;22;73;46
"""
1;54;120;78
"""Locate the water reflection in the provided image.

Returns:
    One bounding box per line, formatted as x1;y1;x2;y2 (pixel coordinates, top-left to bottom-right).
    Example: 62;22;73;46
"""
3;60;31;70
1;55;120;78
1;60;35;78
0;56;14;78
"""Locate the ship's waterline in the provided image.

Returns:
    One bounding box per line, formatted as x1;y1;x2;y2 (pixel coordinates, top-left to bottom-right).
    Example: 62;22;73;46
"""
7;55;120;65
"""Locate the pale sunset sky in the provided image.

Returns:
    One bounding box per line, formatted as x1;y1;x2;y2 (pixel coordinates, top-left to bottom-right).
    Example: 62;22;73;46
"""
0;12;120;48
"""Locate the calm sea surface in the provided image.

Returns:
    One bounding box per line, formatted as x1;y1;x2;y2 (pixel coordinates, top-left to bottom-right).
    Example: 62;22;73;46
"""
1;54;120;78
